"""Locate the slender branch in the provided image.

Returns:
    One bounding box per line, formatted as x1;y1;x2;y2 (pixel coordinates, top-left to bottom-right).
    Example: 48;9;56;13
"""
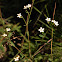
32;39;52;58
26;13;31;57
26;0;34;58
52;2;56;20
51;1;56;61
21;0;35;58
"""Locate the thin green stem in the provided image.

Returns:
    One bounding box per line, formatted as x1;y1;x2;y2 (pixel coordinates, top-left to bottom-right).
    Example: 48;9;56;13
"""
23;17;26;24
26;13;31;58
25;0;35;58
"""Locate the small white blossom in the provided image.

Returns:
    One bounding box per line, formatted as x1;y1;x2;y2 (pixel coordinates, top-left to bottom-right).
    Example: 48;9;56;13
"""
38;27;44;33
14;55;20;61
27;4;31;8
52;20;59;26
23;4;31;9
2;33;7;37
23;6;28;9
54;21;59;26
51;20;56;23
6;28;11;31
17;13;22;18
45;17;51;22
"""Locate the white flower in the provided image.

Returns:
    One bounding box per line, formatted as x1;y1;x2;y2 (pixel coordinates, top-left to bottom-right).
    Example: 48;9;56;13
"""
2;33;7;37
51;20;56;23
27;4;31;8
52;20;59;26
54;21;59;26
14;55;20;61
45;17;51;22
17;13;22;18
38;27;44;33
6;28;11;31
23;4;31;9
23;6;28;9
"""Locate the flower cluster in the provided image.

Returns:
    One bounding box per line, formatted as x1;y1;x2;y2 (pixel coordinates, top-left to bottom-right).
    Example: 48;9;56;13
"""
23;4;31;9
14;55;20;61
2;28;11;37
38;17;59;33
45;17;59;26
51;20;59;26
16;4;59;33
17;4;31;18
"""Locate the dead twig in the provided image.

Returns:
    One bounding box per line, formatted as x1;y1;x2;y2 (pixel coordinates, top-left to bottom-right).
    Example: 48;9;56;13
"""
32;39;52;57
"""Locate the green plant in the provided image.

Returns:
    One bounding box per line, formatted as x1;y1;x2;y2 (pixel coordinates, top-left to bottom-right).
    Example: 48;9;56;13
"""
0;0;62;62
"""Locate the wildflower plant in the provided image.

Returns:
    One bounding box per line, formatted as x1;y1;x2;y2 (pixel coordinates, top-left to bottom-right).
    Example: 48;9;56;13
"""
0;0;62;62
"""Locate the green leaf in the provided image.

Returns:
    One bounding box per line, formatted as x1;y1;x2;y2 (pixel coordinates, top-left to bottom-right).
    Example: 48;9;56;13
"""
30;43;35;48
31;36;41;39
20;53;25;58
28;20;32;24
0;19;5;25
8;32;12;38
0;27;4;33
10;41;15;47
39;20;52;30
48;58;53;61
12;23;21;32
5;16;13;22
38;56;43;60
39;34;44;37
39;34;49;39
34;58;38;62
33;6;41;14
20;33;30;42
0;43;5;52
